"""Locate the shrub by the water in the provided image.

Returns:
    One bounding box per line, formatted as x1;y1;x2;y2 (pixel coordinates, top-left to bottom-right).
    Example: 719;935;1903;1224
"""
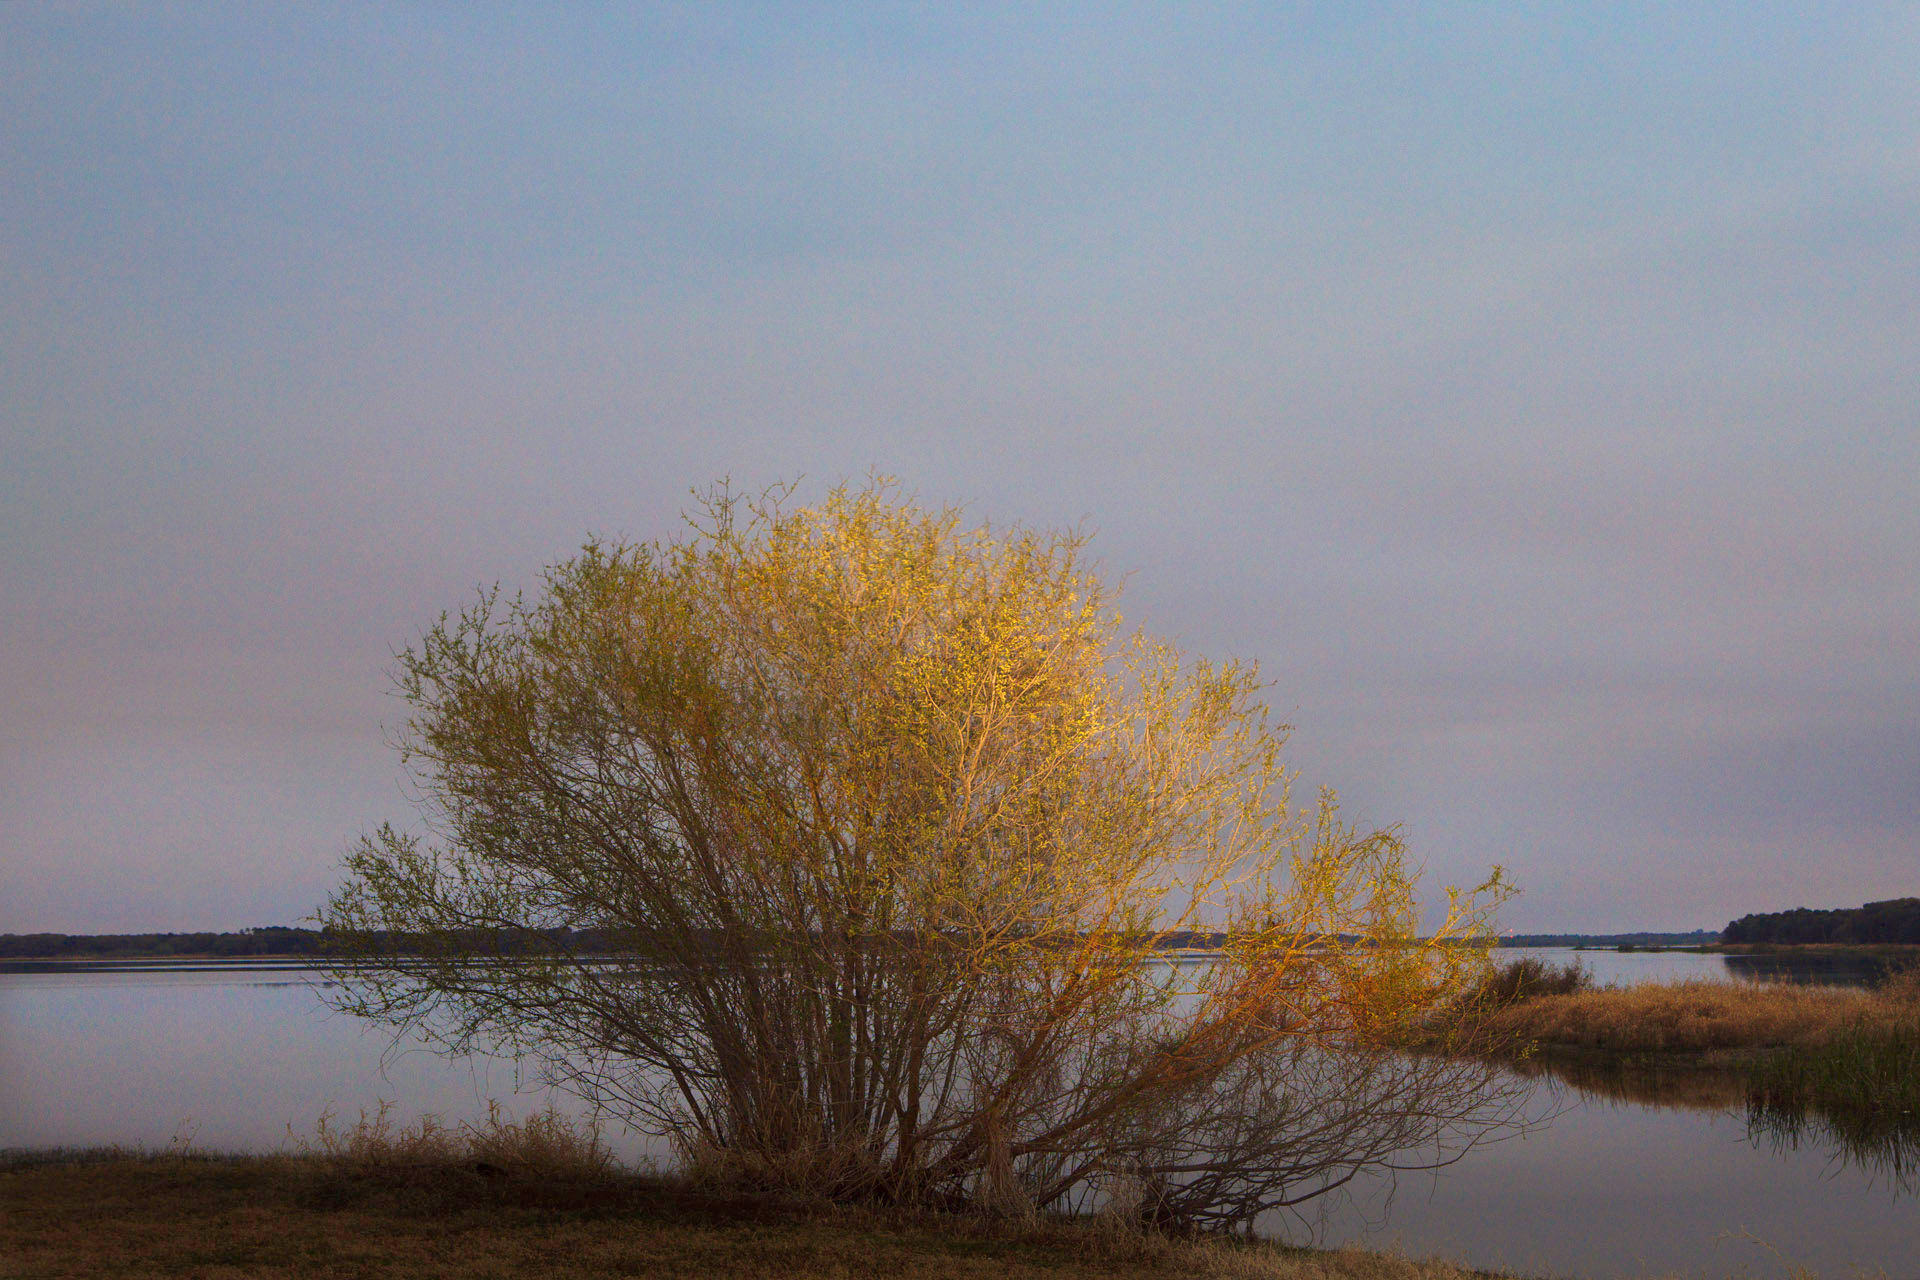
323;480;1516;1231
1410;957;1593;1052
1470;957;1593;1006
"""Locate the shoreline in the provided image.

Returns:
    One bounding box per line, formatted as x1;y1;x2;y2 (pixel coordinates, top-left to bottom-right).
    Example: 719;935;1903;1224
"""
2;1147;1514;1280
1424;964;1920;1143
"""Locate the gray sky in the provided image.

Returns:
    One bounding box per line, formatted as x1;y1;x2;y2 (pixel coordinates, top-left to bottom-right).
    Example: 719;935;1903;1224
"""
4;4;1915;934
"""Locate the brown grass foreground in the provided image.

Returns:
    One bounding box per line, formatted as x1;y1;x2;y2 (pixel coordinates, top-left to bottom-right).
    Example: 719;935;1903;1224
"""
0;1104;1519;1280
0;1149;1513;1280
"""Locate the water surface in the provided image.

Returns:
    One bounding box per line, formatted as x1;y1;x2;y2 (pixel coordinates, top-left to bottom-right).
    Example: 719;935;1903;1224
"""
5;949;1915;1278
0;965;646;1161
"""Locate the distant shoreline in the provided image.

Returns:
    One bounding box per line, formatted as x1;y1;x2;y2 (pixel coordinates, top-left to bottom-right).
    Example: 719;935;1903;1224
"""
11;925;1917;971
0;955;332;974
12;942;1919;973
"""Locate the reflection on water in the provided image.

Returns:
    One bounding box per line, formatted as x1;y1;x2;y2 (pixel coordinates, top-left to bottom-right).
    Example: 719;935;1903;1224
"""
0;965;648;1163
1510;1053;1920;1198
1505;1055;1749;1112
8;954;1920;1278
1722;950;1910;989
1746;1100;1920;1196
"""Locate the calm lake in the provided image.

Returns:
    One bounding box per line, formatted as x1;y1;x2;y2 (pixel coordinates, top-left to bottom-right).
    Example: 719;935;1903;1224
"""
4;948;1916;1278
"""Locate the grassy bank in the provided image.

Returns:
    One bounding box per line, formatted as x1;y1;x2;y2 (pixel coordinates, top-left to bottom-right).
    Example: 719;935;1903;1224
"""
0;1147;1506;1280
1466;964;1916;1049
1434;960;1920;1131
1473;976;1872;1058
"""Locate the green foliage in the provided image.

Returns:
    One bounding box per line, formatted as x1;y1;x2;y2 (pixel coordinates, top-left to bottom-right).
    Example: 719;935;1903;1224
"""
1749;1026;1920;1118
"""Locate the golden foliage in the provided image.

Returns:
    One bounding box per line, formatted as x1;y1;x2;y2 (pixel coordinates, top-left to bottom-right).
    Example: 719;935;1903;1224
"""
322;479;1514;1229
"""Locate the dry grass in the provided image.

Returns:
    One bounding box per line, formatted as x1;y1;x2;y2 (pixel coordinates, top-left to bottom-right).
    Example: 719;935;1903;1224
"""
1472;975;1914;1058
0;1150;1514;1280
1744;971;1920;1126
1452;966;1920;1144
286;1100;615;1179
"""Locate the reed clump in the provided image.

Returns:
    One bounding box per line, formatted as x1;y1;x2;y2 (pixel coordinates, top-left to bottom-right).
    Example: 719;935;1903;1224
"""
287;1099;614;1179
1466;956;1594;1006
1471;978;1870;1056
1471;963;1920;1058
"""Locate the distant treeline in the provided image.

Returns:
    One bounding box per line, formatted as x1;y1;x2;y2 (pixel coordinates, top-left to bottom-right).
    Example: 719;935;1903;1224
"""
1498;931;1718;948
0;927;638;959
0;927;1241;960
0;927;328;958
24;924;1815;960
1721;899;1920;946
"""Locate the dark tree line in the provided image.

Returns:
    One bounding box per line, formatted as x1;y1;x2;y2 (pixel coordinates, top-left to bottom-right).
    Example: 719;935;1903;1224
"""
1499;931;1717;948
0;926;658;959
0;927;1347;960
0;927;327;958
1722;899;1920;945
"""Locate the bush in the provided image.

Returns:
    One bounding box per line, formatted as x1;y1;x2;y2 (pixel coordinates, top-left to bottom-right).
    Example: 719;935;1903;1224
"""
1474;956;1594;1005
323;479;1516;1231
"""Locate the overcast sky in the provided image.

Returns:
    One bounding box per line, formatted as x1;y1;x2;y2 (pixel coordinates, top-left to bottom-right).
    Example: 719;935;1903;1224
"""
4;3;1915;934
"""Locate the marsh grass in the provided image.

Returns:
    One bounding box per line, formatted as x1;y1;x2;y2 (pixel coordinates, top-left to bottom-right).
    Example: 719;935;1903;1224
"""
287;1099;615;1179
1745;969;1920;1132
0;1148;1511;1280
1750;1024;1920;1113
1407;957;1593;1056
1438;959;1920;1174
1465;973;1905;1058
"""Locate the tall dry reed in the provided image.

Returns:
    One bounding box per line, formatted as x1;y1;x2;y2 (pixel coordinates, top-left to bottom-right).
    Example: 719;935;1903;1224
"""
286;1100;613;1177
1473;978;1878;1054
